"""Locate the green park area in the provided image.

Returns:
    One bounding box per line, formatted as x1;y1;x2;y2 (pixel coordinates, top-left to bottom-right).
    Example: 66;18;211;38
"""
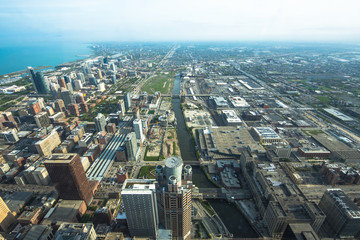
137;166;156;179
141;72;175;94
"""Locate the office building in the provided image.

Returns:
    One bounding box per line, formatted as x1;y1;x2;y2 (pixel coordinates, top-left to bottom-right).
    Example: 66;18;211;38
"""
34;111;51;128
29;100;42;115
121;179;158;238
55;99;66;112
95;113;106;132
2;130;19;143
0;196;16;233
80;102;89;113
32;167;51;186
75;94;85;103
2;112;15;122
77;72;85;83
58;77;67;88
124;92;131;111
64;75;71;84
89;76;98;86
35;130;61;156
73;79;83;90
68;103;80;117
98;82;106;92
61;88;74;107
133;118;144;142
118;99;125;114
156;156;193;240
44;153;93;205
124;132;138;161
55;223;97;240
318;189;360;238
27;67;50;94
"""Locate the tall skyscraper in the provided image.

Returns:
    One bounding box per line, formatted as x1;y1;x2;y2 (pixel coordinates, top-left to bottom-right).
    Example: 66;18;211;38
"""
27;67;50;94
61;88;74;107
121;179;158;238
0;197;16;233
318;189;360;238
44;153;93;205
58;77;67;89
124;92;132;111
156;156;193;240
95;113;106;132
77;72;85;83
133;118;144;142
124;132;138;161
75;93;85;103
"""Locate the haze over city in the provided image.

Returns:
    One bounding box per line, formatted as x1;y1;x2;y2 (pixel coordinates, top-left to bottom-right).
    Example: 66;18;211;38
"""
1;0;360;44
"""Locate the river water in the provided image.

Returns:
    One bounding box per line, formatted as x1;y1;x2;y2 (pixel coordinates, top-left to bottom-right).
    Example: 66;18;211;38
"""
171;73;258;238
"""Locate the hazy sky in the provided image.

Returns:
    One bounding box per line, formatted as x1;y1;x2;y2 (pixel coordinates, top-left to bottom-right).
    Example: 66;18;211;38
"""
1;0;360;45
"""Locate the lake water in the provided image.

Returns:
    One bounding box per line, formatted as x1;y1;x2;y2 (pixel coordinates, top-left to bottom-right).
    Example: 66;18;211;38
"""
0;42;92;75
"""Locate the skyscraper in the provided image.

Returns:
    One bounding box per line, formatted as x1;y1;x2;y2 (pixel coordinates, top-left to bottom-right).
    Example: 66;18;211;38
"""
121;179;158;238
133;118;144;142
156;156;193;240
0;197;16;233
124;92;132;111
77;72;85;83
68;103;80;117
61;88;74;107
95;113;106;132
54;99;66;112
44;153;93;205
27;67;50;94
124;132;138;161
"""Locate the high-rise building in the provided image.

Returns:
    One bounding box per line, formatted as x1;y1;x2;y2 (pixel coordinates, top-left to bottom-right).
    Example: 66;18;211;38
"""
156;156;193;240
73;80;82;90
124;132;138;161
35;130;61;156
58;77;67;89
0;196;16;233
44;153;93;205
118;99;125;114
2;130;19;143
98;82;106;92
77;72;85;83
2;112;15;122
27;67;50;94
34;112;51;128
29;101;42;115
318;189;360;238
95;113;106;132
50;83;60;99
54;99;66;112
124;92;132;111
61;88;74;107
79;102;89;113
68;103;80;117
111;74;117;84
64;75;72;84
133;118;144;142
121;179;158;238
89;76;98;86
75;94;85;103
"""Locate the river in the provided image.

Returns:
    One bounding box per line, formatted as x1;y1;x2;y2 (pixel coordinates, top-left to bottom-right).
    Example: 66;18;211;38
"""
171;73;258;238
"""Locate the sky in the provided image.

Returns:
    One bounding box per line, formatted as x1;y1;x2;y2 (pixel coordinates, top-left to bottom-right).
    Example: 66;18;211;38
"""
1;0;360;45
